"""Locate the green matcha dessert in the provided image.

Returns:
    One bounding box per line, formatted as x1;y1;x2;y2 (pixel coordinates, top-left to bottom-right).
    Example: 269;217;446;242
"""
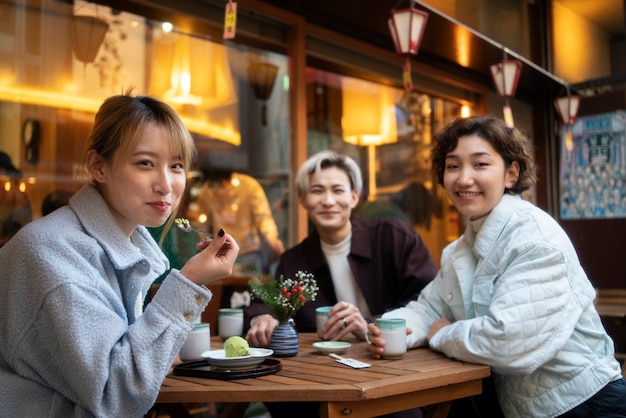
224;336;250;357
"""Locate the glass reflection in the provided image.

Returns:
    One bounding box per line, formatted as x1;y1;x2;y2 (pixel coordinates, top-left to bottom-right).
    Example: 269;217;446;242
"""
306;68;465;265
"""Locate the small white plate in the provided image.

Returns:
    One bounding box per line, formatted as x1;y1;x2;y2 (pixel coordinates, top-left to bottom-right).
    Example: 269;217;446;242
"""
312;341;352;354
200;348;273;369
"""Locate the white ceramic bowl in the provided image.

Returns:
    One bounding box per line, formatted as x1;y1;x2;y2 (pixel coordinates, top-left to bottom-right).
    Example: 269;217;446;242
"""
200;348;273;369
312;341;352;354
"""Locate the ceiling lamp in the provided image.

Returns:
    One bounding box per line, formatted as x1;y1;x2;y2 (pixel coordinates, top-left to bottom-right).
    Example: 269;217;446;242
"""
554;91;582;152
342;79;398;200
490;59;522;128
248;62;279;126
388;2;429;92
69;15;109;68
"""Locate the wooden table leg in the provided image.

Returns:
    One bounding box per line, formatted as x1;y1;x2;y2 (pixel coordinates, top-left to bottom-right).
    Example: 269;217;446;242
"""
160;403;194;418
222;402;251;418
425;401;453;418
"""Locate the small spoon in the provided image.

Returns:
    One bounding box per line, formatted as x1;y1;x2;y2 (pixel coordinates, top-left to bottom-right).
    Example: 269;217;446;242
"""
174;217;231;244
175;217;211;237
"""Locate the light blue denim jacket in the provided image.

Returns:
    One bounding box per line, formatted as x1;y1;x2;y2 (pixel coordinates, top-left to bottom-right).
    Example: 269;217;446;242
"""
0;185;211;417
385;194;622;418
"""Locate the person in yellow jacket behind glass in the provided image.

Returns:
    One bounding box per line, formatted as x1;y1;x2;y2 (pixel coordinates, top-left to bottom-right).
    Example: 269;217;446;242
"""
194;165;284;275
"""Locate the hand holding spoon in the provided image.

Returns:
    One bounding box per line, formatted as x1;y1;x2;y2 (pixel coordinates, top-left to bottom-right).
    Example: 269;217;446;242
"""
175;218;231;244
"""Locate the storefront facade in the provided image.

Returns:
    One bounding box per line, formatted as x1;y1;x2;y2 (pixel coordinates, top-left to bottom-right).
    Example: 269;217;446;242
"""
0;0;565;268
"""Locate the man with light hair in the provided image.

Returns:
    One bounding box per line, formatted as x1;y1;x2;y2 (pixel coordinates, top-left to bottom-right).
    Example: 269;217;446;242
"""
247;150;437;417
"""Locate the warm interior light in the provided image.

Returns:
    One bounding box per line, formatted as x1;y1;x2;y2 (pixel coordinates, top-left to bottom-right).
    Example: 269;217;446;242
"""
341;80;398;146
460;104;471;118
150;32;240;145
157;33;237;110
454;26;471;67
163;35;203;106
0;86;102;112
342;78;398;200
180;116;241;146
0;86;241;146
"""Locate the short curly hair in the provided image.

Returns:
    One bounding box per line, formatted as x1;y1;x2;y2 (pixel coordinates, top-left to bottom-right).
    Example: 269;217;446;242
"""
431;116;537;195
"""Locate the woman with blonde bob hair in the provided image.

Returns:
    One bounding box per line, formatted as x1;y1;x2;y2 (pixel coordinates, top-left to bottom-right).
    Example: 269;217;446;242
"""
0;91;239;417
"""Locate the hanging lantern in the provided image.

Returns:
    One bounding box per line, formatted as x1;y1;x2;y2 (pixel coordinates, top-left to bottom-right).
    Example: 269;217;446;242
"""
248;62;279;126
490;59;522;128
554;93;582;152
554;94;581;125
387;2;428;92
70;15;109;65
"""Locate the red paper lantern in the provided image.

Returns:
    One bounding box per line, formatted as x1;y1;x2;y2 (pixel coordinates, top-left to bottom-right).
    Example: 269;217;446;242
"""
490;59;522;127
388;6;429;56
554;93;582;152
388;3;428;92
554;94;582;125
490;60;522;97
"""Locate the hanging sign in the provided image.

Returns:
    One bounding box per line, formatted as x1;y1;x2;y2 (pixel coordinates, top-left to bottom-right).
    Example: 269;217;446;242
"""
503;104;514;128
403;60;413;92
223;1;237;39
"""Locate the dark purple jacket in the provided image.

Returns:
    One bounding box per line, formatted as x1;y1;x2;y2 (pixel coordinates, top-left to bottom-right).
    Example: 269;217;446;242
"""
246;215;438;332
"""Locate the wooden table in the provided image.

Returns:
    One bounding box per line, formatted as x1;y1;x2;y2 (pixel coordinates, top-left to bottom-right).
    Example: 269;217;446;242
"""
155;333;491;418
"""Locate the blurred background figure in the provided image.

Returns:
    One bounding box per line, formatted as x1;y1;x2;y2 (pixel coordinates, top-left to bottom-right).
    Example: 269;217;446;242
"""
0;151;32;248
41;189;73;216
194;164;284;275
354;192;408;223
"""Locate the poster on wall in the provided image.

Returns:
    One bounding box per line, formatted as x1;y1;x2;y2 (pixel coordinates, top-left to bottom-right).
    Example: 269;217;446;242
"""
559;110;626;219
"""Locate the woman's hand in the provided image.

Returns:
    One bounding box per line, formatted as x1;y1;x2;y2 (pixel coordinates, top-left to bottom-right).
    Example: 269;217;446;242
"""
245;314;279;347
180;229;239;286
320;301;368;341
366;322;413;359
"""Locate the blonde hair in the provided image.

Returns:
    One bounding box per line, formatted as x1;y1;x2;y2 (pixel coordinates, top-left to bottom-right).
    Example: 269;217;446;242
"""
295;151;363;197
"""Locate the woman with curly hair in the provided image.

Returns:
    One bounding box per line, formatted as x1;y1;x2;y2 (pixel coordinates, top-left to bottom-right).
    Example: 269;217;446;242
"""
367;116;625;418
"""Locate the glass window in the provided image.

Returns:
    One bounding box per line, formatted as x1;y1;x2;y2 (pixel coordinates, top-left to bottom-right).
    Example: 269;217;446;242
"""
0;0;290;273
306;68;467;264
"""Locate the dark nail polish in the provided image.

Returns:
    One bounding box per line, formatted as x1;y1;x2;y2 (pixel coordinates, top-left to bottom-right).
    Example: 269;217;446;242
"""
217;228;225;237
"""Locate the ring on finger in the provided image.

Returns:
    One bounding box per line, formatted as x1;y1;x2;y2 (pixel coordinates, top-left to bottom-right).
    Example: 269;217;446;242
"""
344;302;349;309
342;317;348;329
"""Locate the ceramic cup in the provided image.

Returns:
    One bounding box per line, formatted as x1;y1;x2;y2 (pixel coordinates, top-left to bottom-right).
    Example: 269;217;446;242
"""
376;318;407;359
218;308;244;340
315;306;333;340
179;322;211;361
